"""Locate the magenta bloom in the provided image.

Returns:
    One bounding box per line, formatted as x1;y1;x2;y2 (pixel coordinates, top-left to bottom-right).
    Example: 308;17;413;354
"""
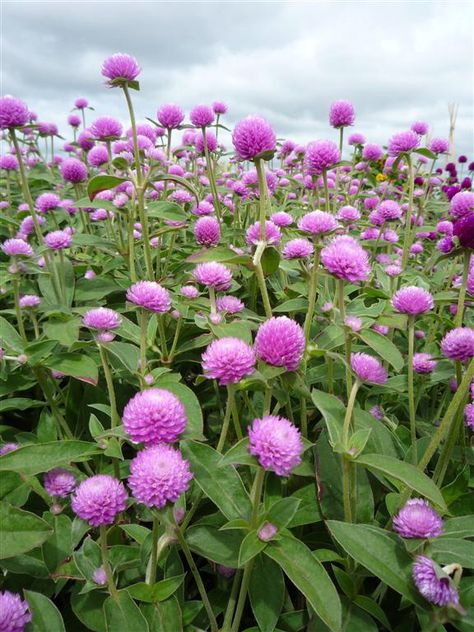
0;590;31;632
232;116;276;161
336;205;360;222
255;316;305;372
36;192;60;213
192;200;215;216
193;262;232;290
88;145;109;167
246;220;281;246
122;388;187;445
0;443;19;456
217;295;244;314
190;104;215;127
304;140;340;174
321;235;371;283
429;138;449;154
0;154;18;171
283;238;314;259
441;327;474;362
71;474;127;526
298;210;338;236
453;214;474;249
377;200;402;221
412;556;459;607
128;444;193;508
83;307;122;331
248;415;303;476
61;157;88;183
92;567;107;585
44;468;76;498
101;53;141;84
393;499;443;539
126;281;171;313
271;211;293;227
392;286;434;316
158;104;185;129
19;295;41;309
45;229;72;250
68;113;81;127
465;403;474;430
91;116;123;140
348;133;365;145
344;315;362;332
202;337;256;385
413;353;437;374
0;96;29;129
195;129;218;154
180;285;199;299
213;101;227;115
329;100;355;128
388;130;420;156
194;216;220;247
450;191;474;219
351;352;387;384
363;143;383;161
2;238;34;257
75;97;89;109
411;121;428;135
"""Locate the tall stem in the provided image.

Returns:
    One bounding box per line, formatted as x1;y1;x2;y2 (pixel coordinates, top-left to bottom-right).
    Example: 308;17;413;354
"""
98;344;119;428
12;275;27;343
216;385;234;453
139;309;148;378
341;380;360;523
147;516;160;585
454;250;471;327
338;279;352;400
322;169;330;212
303;246;320;342
202;128;221;222
99;525;119;600
255;159;268;240
407;316;417;463
401;154;414;270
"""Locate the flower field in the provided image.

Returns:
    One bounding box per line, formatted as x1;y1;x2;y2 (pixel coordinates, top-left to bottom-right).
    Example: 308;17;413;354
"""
0;52;473;632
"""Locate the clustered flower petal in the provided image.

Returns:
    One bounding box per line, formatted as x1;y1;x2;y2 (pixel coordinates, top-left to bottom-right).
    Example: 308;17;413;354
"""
44;468;76;498
126;281;171;313
194;216;221;247
329;100;355;128
413;353;437;374
101;53;141;83
202;337;256;385
321;236;371;283
441;327;474;362
393;499;443;538
255;316;305;372
351;352;388;384
304;140;340;174
193;262;232;290
2;238;34;257
0;590;31;632
298;210;338;236
0;96;29;129
246;220;281;246
82;307;122;331
232;116;276;161
283;238;314;259
71;474;127;526
412;556;459;607
248;415;303;476
392;286;434;316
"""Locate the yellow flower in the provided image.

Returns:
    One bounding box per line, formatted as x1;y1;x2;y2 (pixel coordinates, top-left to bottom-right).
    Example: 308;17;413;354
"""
376;173;387;182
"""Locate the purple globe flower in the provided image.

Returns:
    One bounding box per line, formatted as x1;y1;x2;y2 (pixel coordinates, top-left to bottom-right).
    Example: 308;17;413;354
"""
213;101;227;115
122;388;187;445
321;235;371;283
283;238;314;259
248;415;303;476
441;327;474;362
351;352;387;384
246;220;281;246
191;200;215;216
348;132;365;145
255;316;305;372
36;192;61;213
44;468;76;498
429;138;449;155
68;113;81;127
0;443;19;456
413;353;437;374
412;556;459;607
411;121;429;135
75;97;89;109
336;205;361;222
44;230;72;250
128;444;193;509
71;474;127;526
2;238;34;257
329;100;355;128
180;285;199;299
101;53;141;84
0;154;18;171
194;216;220;247
126;281;171;313
393;499;443;539
202;337;256;385
83;307;122;331
363;144;383;161
0;590;31;632
465;403;474;431
377;200;402;221
88;145;109;167
392;286;434;316
216;295;245;314
388;131;420;156
344;315;362;332
298;210;338;236
0;96;29;129
193;262;232;290
453;214;474;249
91;116;123;141
158;104;185;129
195;130;218;154
304;140;340;174
61;158;88;183
232;116;276;161
190;104;215;127
92;567;107;586
270;211;293;227
19;295;41;309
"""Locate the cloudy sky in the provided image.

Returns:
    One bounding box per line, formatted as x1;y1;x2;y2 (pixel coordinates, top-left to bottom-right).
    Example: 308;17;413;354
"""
2;0;473;156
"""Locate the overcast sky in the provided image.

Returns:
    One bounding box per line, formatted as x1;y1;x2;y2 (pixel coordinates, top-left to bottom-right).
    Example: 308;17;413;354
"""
2;0;473;157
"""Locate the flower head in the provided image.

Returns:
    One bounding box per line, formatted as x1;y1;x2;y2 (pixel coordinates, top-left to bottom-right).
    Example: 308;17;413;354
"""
0;590;31;632
246;220;281;246
158;104;185;129
298;210;338;236
393;499;443;539
71;474;127;526
0;96;29;129
44;468;76;498
19;295;41;309
101;53;141;84
429;138;449;154
194;216;220;247
453;214;474;249
0;154;18;171
193;262;232;290
232;116;276;161
411;121;429;135
304;140;340;174
412;556;459;607
450;191;474;219
321;235;371;283
2;238;34;257
216;295;245;314
392;286;434;316
91;116;123;140
388;130;420;156
213;101;227;115
36;192;61;213
441;327;474;362
329;100;355;128
126;281;171;313
180;285;199;299
44;230;72;250
351;352;387;384
283;238;314;259
83;307;122;331
271;211;293;227
248;415;303;476
202;337;256;385
413;353;437;374
190;104;214;127
61;158;88;183
255;316;305;372
122;388;187;445
128;444;193;508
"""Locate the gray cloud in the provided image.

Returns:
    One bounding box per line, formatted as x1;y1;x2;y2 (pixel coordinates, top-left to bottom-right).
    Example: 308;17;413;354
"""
2;0;473;157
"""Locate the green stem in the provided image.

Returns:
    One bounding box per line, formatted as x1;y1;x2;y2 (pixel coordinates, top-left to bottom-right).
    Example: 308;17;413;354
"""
255;159;268;239
139;309;148;378
12;275;27;342
338;279;352;400
216;385;234;453
407;317;417;463
221;570;243;632
322;169;330;212
341;380;360;523
158;314;168;360
99;525;119;600
202;128;221;222
401;154;414;270
303;246;320;342
454;250;471;328
98;344;119;428
168;316;183;363
147;516;160;585
229;386;242;441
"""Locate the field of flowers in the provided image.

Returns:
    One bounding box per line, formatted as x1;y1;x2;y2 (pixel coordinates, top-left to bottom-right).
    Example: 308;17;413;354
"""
0;52;473;632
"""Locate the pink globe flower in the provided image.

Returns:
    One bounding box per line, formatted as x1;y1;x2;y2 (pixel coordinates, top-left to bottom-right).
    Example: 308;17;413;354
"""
19;295;41;309
363;143;383;161
329;100;355;128
122;388;187;445
128;444;193;509
101;53;141;84
1;238;34;257
193;262;232;290
441;327;474;362
75;97;89;109
255;316;305;372
298;210;338;236
158;104;185;129
195;129;218;154
0;154;18;171
83;307;122;331
44;468;76;498
180;285;199;299
429;138;449;154
413;353;437;374
0;591;31;632
283;238;314;259
194;216;220;247
411;121;428;135
126;281;171;313
71;475;127;526
393;499;443;539
91;116;123;140
351;352;387;384
88;145;109;167
248;415;303;476
392;286;434;316
232;116;276;161
44;230;72;250
213;101;227;115
0;96;29;129
412;556;459;607
190;104;214;127
61;158;88;183
202;337;256;385
388;130;420;156
216;295;245;314
36;192;61;213
304;140;340;174
321;235;371;283
271;211;293;227
246;220;281;246
449;191;474;220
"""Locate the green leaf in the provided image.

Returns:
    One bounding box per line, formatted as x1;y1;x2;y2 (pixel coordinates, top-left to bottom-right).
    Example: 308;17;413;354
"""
261;247;281;276
186;245;251;265
88;175;127;201
25;590;66;632
71;591;106;632
357;330;404;372
356;453;447;510
414;147;437;160
186;523;243;567
238;531;266;567
431;538;474;569
442;515;474;539
142;596;183;632
181;441;252;520
288;484;322;528
249;555;285;632
0;502;52;558
311;389;343;445
75;277;121;302
265;534;342;632
44;352;98;385
146;201;188;222
0;441;99;476
103;590;149;631
265;497;301;529
327;521;427;608
43;318;81;347
127;575;185;602
42;513;72;573
106;341;140;374
74;536;101;582
0;314;23;351
0;398;44;413
353;595;392;631
273;298;309;313
119;524;151;545
156;378;204;440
